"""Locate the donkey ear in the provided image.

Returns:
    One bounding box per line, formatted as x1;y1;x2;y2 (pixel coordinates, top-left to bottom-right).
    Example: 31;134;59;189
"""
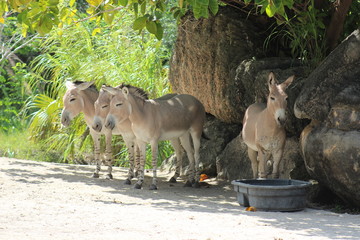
65;81;75;90
122;87;129;99
281;75;295;90
102;86;117;96
77;81;94;91
268;72;278;89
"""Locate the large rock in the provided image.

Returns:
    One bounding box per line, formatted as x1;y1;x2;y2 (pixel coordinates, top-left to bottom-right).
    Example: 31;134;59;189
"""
300;122;360;207
169;7;309;127
294;29;360;207
169;7;265;123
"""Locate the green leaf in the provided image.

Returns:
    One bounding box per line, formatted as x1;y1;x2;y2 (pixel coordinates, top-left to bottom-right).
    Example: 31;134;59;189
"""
133;16;147;30
155;22;163;40
36;14;53;35
49;0;59;6
140;1;146;15
104;12;115;24
193;0;209;19
146;20;157;34
265;3;276;18
209;0;218;15
69;0;76;7
119;0;128;6
133;3;138;18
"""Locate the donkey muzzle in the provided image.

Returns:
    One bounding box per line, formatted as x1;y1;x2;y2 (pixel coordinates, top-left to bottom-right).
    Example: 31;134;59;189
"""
61;111;70;127
92;117;103;132
105;115;116;130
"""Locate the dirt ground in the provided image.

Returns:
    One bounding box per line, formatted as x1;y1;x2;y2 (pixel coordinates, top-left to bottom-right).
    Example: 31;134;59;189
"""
0;157;359;240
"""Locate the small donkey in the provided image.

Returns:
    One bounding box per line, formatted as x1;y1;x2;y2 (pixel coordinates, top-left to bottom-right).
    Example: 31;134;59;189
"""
242;72;294;179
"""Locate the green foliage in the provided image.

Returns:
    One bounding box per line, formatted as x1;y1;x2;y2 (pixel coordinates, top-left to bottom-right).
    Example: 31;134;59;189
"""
244;0;294;20
24;9;176;166
2;0;220;39
0;63;29;132
264;0;327;66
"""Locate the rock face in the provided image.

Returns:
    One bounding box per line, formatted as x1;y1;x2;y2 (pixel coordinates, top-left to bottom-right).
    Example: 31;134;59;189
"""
294;29;360;207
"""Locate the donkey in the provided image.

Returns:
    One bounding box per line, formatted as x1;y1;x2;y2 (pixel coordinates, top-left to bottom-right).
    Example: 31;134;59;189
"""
61;81;115;179
104;85;206;190
242;72;294;179
92;85;184;185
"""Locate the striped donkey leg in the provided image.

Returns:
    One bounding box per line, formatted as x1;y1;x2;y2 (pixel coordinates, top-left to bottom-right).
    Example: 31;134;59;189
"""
149;140;159;190
169;138;183;183
123;139;136;185
134;141;146;189
90;131;101;178
104;131;113;179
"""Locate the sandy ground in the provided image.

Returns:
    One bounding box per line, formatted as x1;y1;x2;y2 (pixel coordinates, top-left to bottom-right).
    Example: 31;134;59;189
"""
0;157;359;240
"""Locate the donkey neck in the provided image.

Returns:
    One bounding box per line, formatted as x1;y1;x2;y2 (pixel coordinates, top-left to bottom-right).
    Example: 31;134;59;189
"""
81;89;99;123
127;94;148;125
261;107;282;130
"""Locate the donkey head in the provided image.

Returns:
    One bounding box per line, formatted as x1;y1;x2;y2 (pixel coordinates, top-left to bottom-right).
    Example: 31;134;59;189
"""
92;86;113;132
267;72;294;127
61;81;94;127
103;86;131;130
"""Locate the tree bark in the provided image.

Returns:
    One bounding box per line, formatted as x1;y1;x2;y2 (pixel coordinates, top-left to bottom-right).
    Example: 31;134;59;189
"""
325;0;353;52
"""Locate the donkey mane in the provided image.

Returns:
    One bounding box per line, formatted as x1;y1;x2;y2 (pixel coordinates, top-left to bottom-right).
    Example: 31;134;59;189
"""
73;80;98;93
118;83;149;100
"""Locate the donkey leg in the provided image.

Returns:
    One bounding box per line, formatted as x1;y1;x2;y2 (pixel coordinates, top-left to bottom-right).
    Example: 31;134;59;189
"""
271;149;284;179
247;148;258;179
134;144;141;178
104;132;113;180
169;138;183;183
259;151;270;179
134;141;146;189
123;139;135;185
191;131;202;188
91;132;101;178
179;133;195;187
149;141;159;190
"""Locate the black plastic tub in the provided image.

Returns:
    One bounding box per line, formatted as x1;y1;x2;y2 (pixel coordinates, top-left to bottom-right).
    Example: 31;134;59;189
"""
231;179;311;212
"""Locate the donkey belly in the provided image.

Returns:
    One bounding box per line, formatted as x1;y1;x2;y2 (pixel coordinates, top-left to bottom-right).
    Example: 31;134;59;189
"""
242;103;266;152
159;129;186;141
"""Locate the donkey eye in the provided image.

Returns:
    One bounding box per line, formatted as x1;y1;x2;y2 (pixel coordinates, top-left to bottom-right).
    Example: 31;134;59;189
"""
102;105;108;109
70;98;76;102
270;97;275;101
116;103;122;107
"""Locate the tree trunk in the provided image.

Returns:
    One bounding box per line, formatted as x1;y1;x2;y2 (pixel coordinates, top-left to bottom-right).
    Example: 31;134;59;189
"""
325;0;353;52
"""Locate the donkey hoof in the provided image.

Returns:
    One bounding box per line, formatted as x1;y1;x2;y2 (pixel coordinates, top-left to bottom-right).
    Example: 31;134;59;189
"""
259;172;267;179
124;179;131;185
92;173;100;178
106;174;113;180
192;181;201;188
149;184;158;190
183;181;192;187
134;183;142;189
169;177;177;183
